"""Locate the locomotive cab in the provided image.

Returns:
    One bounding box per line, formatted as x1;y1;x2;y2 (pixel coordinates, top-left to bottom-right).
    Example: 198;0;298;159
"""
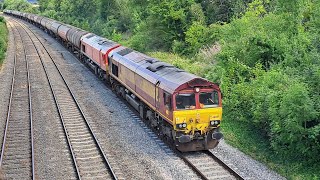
172;84;223;152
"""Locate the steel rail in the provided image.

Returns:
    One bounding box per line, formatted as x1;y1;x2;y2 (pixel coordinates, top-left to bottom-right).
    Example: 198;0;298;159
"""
177;151;209;180
175;149;245;180
0;19;35;179
0;20;17;168
24;20;36;180
11;18;81;179
13;18;118;180
204;150;244;180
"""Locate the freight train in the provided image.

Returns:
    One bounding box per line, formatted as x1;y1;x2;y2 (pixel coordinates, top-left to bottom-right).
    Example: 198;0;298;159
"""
4;10;223;152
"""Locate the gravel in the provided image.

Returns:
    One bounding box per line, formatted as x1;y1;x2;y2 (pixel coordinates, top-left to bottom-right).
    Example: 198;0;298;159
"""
3;17;77;179
0;17;15;178
0;16;287;180
211;140;286;180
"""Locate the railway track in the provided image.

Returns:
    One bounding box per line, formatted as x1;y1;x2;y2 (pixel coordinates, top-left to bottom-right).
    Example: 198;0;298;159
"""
180;151;243;180
0;21;35;179
11;18;118;180
11;16;244;180
128;103;244;180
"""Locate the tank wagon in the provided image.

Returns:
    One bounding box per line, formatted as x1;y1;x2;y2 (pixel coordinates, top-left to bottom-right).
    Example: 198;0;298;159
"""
4;10;223;152
66;27;88;53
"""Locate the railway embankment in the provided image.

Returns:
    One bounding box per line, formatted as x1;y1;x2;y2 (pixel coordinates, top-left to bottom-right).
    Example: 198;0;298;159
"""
0;15;8;68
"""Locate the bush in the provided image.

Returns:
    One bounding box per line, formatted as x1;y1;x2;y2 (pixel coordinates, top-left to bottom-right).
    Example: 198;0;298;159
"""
0;21;8;65
269;83;318;158
0;16;5;23
184;21;212;54
220;67;320;161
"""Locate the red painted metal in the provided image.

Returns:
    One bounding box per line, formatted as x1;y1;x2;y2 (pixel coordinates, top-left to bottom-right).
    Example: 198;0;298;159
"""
105;44;121;66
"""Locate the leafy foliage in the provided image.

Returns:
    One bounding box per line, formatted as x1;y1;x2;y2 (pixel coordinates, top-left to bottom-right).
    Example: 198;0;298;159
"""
0;18;8;66
4;0;320;178
208;0;320;163
3;0;36;13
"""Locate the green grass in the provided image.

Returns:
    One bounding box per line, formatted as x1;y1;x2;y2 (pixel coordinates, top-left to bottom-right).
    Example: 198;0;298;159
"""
222;118;320;180
144;50;320;179
147;51;208;76
0;16;8;67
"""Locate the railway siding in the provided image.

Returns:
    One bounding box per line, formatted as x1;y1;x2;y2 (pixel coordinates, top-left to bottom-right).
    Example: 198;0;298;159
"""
15;19;118;179
16;17;77;179
0;21;34;179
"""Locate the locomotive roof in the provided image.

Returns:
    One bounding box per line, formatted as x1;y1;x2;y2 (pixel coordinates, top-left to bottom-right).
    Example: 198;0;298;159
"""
111;47;210;94
81;33;119;53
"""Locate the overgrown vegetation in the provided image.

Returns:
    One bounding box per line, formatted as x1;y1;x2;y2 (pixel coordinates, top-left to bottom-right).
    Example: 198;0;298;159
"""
3;0;320;178
2;0;36;13
0;16;8;67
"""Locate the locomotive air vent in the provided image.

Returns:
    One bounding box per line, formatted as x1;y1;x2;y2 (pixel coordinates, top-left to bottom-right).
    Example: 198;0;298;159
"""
97;39;104;44
174;68;185;72
98;40;113;46
86;34;95;39
147;62;174;72
118;48;133;56
145;58;159;64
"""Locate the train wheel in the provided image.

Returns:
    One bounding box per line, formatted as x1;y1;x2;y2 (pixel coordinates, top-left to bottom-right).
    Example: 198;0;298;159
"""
98;70;104;80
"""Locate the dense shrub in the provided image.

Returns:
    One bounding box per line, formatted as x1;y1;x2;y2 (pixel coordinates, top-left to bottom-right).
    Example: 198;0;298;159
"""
220;66;319;160
207;0;320;161
0;20;8;66
3;0;37;13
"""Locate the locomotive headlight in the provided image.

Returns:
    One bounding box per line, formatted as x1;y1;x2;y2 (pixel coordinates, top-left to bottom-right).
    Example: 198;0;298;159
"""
176;123;187;129
210;120;220;127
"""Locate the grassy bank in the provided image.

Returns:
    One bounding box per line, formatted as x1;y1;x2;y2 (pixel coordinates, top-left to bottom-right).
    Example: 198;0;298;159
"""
223;118;320;179
148;51;320;180
0;16;8;67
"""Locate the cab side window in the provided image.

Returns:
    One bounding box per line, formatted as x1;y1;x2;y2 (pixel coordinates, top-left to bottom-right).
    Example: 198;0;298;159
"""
163;92;172;110
82;45;86;53
112;63;118;77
